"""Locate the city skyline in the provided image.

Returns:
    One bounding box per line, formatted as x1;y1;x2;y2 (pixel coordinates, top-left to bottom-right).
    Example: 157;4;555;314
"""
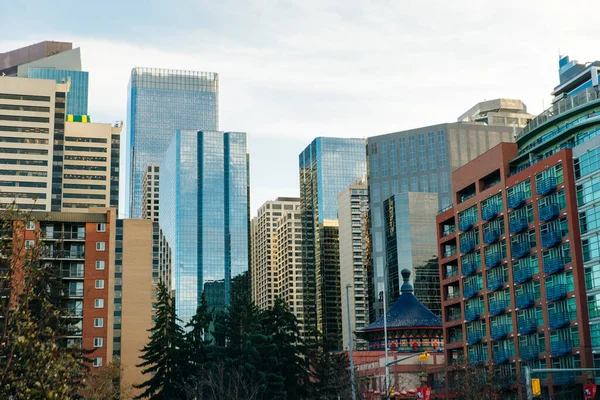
2;1;598;215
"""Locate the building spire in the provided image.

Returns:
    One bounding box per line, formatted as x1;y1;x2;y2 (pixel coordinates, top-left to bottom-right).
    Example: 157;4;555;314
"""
400;269;413;294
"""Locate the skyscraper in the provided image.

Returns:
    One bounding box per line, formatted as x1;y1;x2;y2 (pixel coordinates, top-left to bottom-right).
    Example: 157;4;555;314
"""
383;192;439;315
142;164;160;221
160;130;248;325
299;137;367;347
1;41;89;116
368;107;529;319
337;177;370;350
124;68;219;218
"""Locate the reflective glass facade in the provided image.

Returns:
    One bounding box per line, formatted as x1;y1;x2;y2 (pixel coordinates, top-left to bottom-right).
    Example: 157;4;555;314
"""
368;123;515;320
299;137;366;346
28;68;89;115
125;68;218;218
160;130;248;325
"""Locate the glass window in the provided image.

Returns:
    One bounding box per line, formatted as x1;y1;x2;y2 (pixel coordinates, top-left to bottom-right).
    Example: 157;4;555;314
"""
94;337;103;348
96;242;106;251
418;134;426;171
575;146;600;179
437;130;447;168
94;318;104;328
400;178;408;193
97;223;106;232
96;260;105;270
94;298;104;308
420;175;428;192
93;357;102;367
26;221;35;230
410;177;418;192
399;137;407;174
25;240;35;249
440;172;449;193
95;279;105;289
409;136;417;172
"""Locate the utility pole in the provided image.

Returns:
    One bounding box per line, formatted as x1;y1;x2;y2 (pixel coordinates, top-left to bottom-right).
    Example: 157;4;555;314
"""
523;366;533;400
346;284;356;400
382;279;390;399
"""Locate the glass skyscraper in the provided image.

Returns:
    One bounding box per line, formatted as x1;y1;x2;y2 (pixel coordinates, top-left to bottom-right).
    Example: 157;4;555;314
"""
160;130;248;325
28;68;89;115
124;68;219;218
299;137;367;348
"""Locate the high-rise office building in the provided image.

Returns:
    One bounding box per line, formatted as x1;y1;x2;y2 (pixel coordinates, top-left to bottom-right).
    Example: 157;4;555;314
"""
250;197;301;310
142;164;160;221
275;205;306;338
457;98;534;128
299;137;367;347
437;55;600;397
337;177;370;350
0;76;120;213
160;130;248;325
124;68;219;218
384;192;440;316
368;106;526;319
1;41;89;116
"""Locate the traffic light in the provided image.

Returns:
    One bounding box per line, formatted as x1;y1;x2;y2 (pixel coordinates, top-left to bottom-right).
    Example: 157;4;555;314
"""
389;385;394;398
418;352;430;361
531;378;541;396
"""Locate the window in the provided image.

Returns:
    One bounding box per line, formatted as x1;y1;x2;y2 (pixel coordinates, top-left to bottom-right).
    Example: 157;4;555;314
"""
26;221;35;230
96;242;106;251
94;318;104;328
93;357;103;367
93;337;103;348
95;279;105;289
95;298;104;308
97;223;106;232
96;260;105;270
25;240;35;249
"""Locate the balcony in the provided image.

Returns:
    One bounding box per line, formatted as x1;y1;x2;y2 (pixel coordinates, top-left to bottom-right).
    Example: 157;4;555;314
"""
465;307;482;322
448;334;463;344
541;230;562;248
512;241;531;259
443;246;457;258
546;284;568;302
459;215;476;232
520;344;540;360
539;203;560;222
41;250;85;260
508;191;526;209
536;176;557;196
483;229;500;245
68;290;84;297
463;284;480;299
485;252;502;268
462;260;477;277
446;312;463;323
460;238;476;254
442;225;456;237
492;350;510;364
44;231;85;240
445;267;459;279
487;275;505;292
514;265;533;284
446;291;460;301
491;324;510;340
482;203;500;221
517;318;537;335
489;299;507;316
468;353;487;365
509;217;528;234
543;256;565;275
516;292;535;309
466;330;484;345
548;311;570;329
550;340;573;357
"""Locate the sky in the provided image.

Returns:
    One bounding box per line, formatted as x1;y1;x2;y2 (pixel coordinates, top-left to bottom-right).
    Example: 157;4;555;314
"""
1;0;599;216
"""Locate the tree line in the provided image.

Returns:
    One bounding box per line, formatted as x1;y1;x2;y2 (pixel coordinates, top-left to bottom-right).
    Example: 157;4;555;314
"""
136;273;352;400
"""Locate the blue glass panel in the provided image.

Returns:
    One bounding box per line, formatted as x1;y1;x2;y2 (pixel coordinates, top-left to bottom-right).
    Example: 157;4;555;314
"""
28;68;89;115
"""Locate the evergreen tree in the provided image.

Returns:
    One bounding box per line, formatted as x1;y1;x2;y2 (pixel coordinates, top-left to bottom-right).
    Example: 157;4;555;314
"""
135;282;186;399
185;291;213;367
309;344;351;400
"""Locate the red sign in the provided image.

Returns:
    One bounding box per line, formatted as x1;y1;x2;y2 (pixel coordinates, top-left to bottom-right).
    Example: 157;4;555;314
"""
584;384;597;400
417;386;432;400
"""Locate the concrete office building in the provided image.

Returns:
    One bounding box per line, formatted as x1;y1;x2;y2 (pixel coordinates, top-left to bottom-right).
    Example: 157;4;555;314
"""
384;192;440;316
368;103;526;320
275;205;306;338
337;177;370;351
250;197;301;310
457;98;535;128
125;68;219;218
142;164;160;221
299;137;367;348
160;130;248;325
1;41;89;115
0;76;120;212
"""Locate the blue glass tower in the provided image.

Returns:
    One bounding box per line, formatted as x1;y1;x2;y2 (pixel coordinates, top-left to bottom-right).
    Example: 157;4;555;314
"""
299;137;366;347
28;68;89;115
125;68;219;218
160;130;248;325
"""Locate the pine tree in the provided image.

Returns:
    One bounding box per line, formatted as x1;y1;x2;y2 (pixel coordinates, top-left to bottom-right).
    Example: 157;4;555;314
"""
309;343;351;400
185;291;213;368
135;282;186;399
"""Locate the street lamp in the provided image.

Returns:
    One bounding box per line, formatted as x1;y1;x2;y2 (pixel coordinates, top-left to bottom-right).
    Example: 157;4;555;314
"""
346;284;356;400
